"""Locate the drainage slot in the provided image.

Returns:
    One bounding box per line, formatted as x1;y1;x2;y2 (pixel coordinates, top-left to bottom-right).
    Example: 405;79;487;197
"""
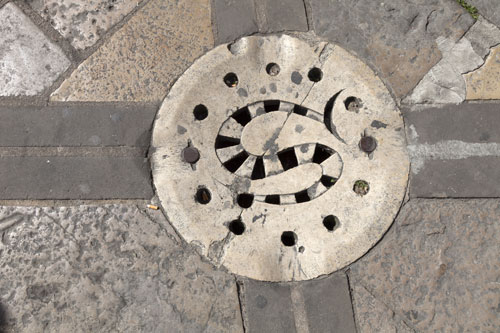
237;193;254;208
323;215;339;231
293;104;308;116
224;73;238;87
295;190;310;203
229;219;245;235
251;156;266;180
215;135;240;149
308;67;323;82
281;231;297;246
312;144;334;164
266;63;280;76
223;151;249;173
264;100;280;112
193;104;208;120
277;148;299;171
196;187;211;204
232;107;252;126
265;195;280;205
320;175;338;188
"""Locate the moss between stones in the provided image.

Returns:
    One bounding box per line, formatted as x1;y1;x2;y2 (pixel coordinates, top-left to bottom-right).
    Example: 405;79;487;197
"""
456;0;479;19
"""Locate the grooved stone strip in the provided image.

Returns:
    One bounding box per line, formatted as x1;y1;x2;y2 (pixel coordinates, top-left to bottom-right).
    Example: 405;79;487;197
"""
0;157;153;199
0;105;157;147
213;0;258;44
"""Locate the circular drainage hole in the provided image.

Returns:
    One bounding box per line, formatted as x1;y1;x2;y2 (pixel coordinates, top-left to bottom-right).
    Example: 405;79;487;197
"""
224;73;239;87
237;193;254;208
281;231;297;247
353;180;369;196
266;63;280;76
193;104;208;120
308;67;323;82
344;96;362;112
196;187;211;204
229;219;245;235
323;215;339;231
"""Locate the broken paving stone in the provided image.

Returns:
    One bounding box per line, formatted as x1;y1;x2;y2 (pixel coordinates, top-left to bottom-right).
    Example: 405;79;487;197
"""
0;205;243;332
468;0;500;30
349;199;500;332
0;3;70;96
465;45;500;99
50;0;214;102
27;0;140;50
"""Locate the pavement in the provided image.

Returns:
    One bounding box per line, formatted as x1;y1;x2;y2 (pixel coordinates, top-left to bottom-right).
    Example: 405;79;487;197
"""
0;0;499;332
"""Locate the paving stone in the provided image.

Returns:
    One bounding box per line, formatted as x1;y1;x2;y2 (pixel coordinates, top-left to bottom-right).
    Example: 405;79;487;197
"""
465;45;500;99
464;16;500;58
213;0;258;44
27;0;140;49
0;205;243;332
350;199;500;332
351;283;414;333
404;103;500;197
310;0;475;99
255;0;308;33
0;104;157;147
0;156;153;199
0;3;70;96
242;279;296;333
298;273;356;333
50;0;213;102
469;0;500;29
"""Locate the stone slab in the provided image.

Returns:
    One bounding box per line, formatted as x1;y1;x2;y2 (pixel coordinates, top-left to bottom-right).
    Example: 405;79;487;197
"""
404;103;500;144
310;0;474;98
410;156;500;198
256;0;308;33
0;3;70;96
469;0;500;29
0;156;153;199
50;0;213;102
299;273;356;333
213;0;258;44
0;104;157;147
27;0;140;49
465;45;500;99
0;205;243;332
241;279;296;333
349;199;500;332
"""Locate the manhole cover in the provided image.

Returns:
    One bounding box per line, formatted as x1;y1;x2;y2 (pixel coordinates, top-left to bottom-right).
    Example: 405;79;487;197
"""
151;35;409;281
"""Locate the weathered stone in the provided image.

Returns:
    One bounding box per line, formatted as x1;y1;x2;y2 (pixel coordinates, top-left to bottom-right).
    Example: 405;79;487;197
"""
27;0;140;49
0;104;157;147
310;0;475;98
469;0;500;29
464;16;500;58
465;45;500;99
0;205;243;332
255;0;308;33
350;199;500;332
212;0;258;44
50;0;213;102
351;283;414;333
0;156;153;199
0;3;70;96
241;279;296;333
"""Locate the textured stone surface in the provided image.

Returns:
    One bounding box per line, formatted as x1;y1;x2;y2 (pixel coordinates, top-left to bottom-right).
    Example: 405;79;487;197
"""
464;16;500;58
213;0;258;44
51;0;213;102
0;156;153;199
151;34;409;281
469;0;500;29
0;205;243;332
465;45;500;99
27;0;140;49
0;104;157;147
0;3;70;96
350;199;500;332
351;283;414;333
310;0;474;98
256;0;308;33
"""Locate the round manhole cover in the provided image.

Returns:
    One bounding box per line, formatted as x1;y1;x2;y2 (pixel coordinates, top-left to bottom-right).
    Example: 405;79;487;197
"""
151;35;409;281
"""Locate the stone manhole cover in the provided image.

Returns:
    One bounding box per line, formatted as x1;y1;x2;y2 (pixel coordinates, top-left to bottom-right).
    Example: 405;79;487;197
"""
151;35;409;282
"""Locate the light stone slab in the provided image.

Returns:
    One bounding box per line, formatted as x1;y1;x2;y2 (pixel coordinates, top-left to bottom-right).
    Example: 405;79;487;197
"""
465;45;500;99
151;35;409;281
0;3;70;96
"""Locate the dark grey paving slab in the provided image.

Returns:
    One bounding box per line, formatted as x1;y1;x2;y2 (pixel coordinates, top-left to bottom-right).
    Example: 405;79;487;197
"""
469;0;500;29
404;103;500;144
242;279;296;333
309;0;474;98
299;273;356;333
213;0;258;44
256;0;308;33
0;205;243;332
349;199;500;332
0;104;157;147
0;156;153;199
410;156;500;198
